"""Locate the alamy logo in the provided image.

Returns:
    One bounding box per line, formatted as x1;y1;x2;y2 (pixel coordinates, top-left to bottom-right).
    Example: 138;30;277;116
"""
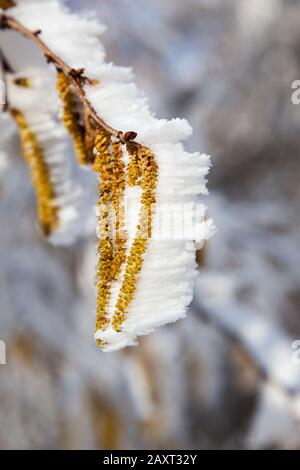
0;340;6;365
291;81;300;105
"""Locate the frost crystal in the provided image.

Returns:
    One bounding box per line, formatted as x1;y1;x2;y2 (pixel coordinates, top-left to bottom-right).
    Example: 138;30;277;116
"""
1;0;215;350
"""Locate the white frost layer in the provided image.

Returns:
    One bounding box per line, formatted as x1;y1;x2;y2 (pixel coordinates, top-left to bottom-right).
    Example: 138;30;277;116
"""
95;144;215;352
9;0;106;70
10;0;215;350
10;0;192;146
7;68;96;245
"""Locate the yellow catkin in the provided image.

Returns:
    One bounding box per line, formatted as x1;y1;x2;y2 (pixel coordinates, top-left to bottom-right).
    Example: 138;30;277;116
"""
11;108;59;236
111;145;158;332
93;128;158;344
13;77;32;88
110;141;127;281
56;71;92;165
94;129;115;336
127;144;142;186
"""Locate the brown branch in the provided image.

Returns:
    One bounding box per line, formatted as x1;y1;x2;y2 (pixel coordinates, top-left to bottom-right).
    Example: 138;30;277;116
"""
0;13;139;146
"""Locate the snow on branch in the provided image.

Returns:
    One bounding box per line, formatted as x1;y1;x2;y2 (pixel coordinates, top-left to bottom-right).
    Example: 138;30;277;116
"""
0;0;215;350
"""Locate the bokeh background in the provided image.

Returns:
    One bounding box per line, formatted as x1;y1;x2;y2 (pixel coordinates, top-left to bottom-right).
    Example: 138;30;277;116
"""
1;0;300;449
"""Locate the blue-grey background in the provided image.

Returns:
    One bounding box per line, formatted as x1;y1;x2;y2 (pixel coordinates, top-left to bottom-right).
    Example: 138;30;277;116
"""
1;0;300;450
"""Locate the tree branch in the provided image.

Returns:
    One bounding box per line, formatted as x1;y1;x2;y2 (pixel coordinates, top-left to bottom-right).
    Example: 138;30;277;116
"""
0;13;139;146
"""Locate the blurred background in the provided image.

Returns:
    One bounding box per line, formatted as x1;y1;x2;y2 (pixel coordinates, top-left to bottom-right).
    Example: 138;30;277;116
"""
1;0;300;450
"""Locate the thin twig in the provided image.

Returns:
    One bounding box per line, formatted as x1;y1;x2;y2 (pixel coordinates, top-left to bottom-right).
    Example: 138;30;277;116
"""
0;13;139;146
